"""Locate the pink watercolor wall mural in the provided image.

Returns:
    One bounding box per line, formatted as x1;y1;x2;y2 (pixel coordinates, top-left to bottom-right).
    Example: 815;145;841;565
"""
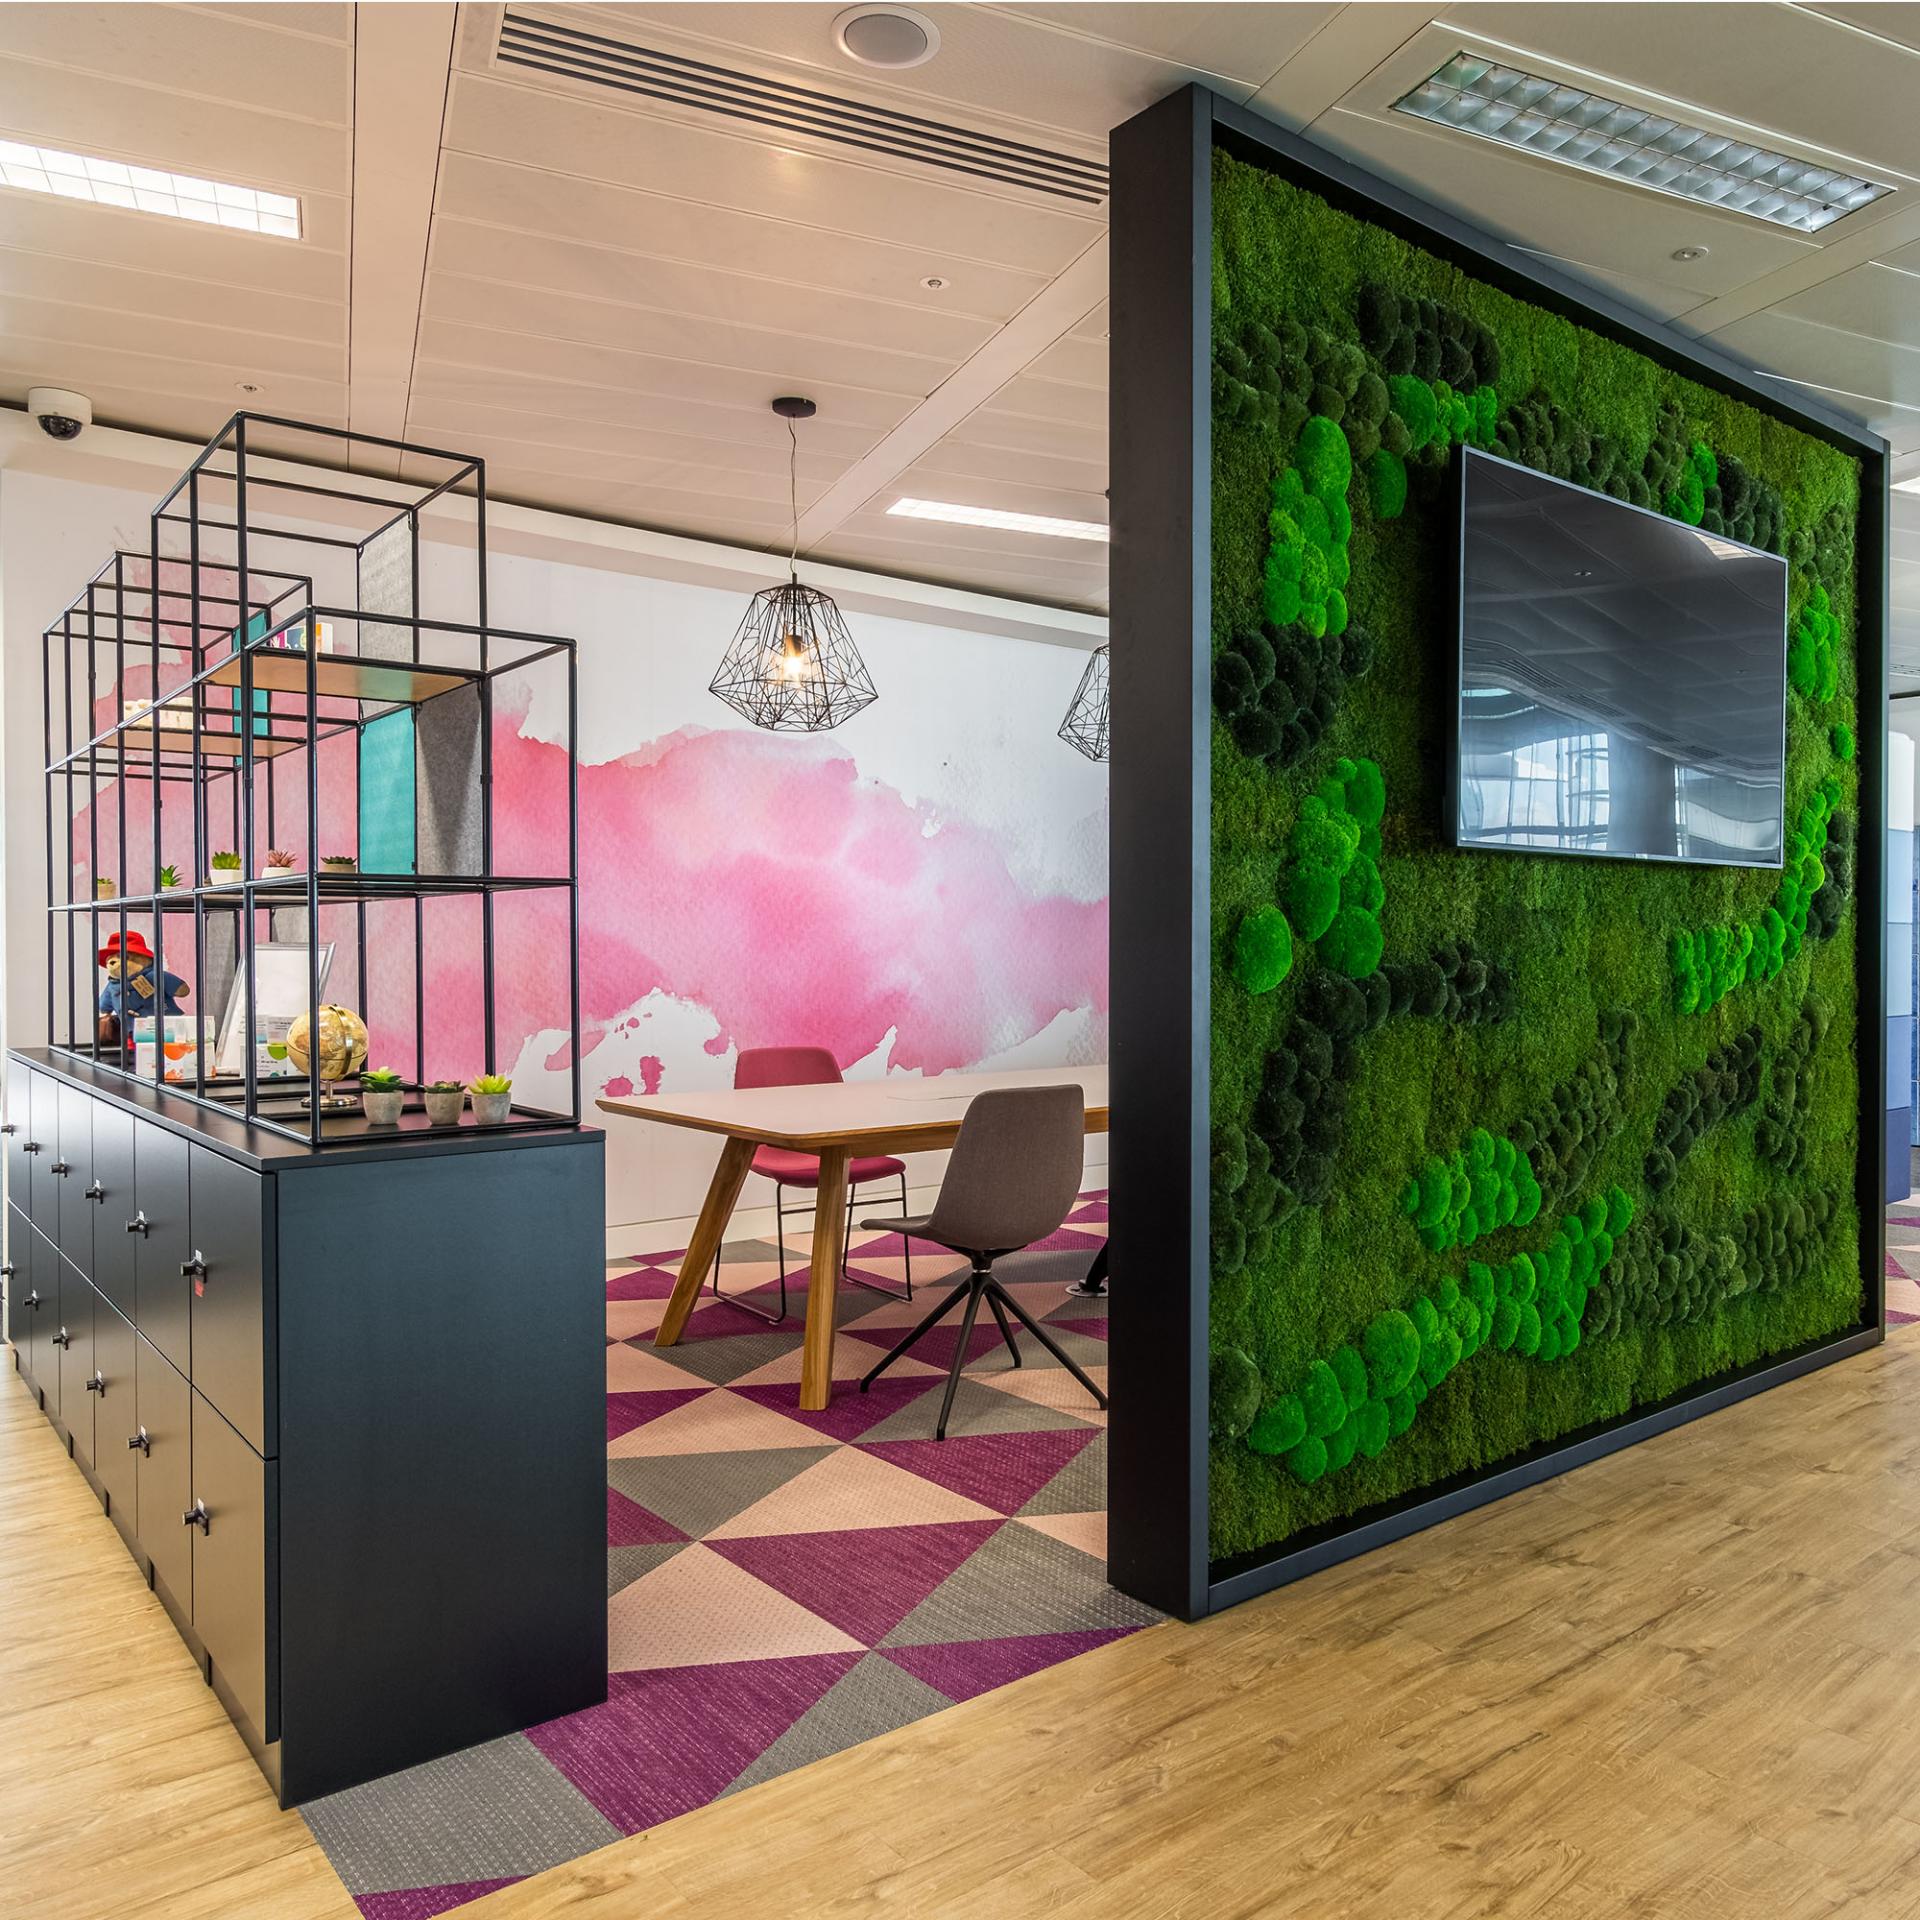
366;689;1108;1102
48;521;1108;1223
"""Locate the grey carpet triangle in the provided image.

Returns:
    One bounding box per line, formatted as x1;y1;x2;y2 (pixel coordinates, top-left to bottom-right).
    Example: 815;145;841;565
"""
658;1330;806;1385
605;1446;831;1541
852;1374;1093;1443
719;1652;954;1798
882;1517;1162;1647
1019;1430;1108;1517
607;1541;686;1597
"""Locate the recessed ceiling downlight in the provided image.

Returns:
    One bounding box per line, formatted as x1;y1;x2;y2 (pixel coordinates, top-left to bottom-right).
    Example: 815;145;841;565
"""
834;6;940;69
1393;52;1890;234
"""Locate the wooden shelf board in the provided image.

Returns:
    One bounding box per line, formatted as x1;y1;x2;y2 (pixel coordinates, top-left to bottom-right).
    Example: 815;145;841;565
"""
208;653;471;704
118;725;298;759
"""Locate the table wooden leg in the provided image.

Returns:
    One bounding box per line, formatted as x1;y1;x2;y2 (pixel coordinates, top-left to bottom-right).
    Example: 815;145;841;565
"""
654;1136;755;1348
800;1146;851;1411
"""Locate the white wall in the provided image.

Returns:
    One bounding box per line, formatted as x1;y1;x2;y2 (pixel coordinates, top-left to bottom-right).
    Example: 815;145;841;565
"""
0;460;1110;1242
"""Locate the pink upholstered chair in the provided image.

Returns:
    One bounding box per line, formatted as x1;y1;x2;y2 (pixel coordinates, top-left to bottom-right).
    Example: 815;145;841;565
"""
711;1045;913;1325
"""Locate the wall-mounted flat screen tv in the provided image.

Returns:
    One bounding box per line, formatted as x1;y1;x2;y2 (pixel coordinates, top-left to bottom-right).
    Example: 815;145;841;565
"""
1451;448;1788;868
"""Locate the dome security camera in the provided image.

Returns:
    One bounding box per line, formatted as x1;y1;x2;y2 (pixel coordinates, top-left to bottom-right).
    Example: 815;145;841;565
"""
27;387;92;441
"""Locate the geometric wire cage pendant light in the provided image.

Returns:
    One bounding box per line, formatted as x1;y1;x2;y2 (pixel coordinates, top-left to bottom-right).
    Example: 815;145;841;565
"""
710;396;878;732
1058;643;1109;761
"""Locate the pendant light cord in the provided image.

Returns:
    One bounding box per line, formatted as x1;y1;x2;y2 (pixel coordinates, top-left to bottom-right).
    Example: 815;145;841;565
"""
788;417;799;584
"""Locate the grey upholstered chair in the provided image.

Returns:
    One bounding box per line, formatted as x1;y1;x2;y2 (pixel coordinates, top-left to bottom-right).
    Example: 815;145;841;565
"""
857;1083;1109;1440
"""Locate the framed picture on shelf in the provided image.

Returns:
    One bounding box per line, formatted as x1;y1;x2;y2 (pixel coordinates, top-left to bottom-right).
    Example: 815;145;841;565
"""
215;941;335;1079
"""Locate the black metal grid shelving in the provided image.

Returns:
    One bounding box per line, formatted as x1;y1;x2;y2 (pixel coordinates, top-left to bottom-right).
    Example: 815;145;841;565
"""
41;414;582;1149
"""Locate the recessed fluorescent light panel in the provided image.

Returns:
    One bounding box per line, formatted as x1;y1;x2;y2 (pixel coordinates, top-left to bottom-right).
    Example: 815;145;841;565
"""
0;141;301;236
888;497;1109;542
1393;53;1890;234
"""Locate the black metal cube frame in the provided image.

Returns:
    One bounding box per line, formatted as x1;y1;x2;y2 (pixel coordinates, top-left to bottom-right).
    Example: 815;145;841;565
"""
40;413;582;1149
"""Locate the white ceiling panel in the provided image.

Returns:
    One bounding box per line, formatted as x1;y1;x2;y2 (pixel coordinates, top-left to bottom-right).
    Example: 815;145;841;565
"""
402;392;859;477
431;151;1051;320
989;3;1341;84
188;4;354;42
1506;249;1712;326
426;427;843;513
910;433;1106;498
416;316;920;429
1711;307;1920;413
1765;259;1920;346
0;248;345;348
405;366;884;450
0;3;352;120
944;401;1105;470
441;69;1101;276
428;220;1000;362
420;273;968;399
0;331;346;423
0;291;343;384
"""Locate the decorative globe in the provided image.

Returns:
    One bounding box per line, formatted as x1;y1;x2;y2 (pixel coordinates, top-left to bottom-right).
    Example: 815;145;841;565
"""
286;1004;368;1083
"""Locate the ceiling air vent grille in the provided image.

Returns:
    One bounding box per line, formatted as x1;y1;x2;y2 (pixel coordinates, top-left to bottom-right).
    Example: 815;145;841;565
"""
495;11;1109;204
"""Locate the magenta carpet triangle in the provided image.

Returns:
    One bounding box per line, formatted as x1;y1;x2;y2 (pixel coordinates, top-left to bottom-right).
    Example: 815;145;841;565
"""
355;1880;523;1920
863;1428;1098;1516
707;1520;1002;1646
606;1388;708;1443
842;1317;1015;1374
883;1629;1134;1705
606;1265;680;1301
729;1374;937;1443
607;1487;686;1547
1025;1225;1105;1252
528;1653;861;1833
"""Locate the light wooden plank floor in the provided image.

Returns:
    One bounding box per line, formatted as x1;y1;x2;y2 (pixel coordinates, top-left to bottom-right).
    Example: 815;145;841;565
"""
7;1330;1920;1919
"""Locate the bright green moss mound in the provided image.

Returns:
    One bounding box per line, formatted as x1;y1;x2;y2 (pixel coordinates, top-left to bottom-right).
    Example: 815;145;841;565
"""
1207;149;1863;1565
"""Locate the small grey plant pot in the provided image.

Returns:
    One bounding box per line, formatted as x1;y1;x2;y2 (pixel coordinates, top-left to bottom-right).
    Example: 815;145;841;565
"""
470;1090;512;1126
362;1089;405;1127
423;1088;465;1127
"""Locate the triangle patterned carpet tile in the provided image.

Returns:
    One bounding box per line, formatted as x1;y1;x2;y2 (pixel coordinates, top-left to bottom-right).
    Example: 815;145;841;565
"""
309;1195;1141;1920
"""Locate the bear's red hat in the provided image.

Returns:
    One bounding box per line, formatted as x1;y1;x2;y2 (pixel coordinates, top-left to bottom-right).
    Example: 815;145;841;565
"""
98;929;154;968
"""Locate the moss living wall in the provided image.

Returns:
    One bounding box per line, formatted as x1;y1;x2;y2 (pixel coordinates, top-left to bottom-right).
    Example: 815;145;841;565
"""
1206;148;1865;1564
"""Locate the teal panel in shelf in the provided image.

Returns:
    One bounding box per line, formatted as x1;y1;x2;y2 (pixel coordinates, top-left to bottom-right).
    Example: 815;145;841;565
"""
358;708;416;874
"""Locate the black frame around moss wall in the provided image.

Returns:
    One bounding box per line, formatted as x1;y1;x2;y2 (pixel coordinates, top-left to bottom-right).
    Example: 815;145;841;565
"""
1104;84;1889;1623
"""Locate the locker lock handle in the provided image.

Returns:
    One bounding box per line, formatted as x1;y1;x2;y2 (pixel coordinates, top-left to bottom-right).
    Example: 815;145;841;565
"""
126;1213;150;1237
182;1501;210;1534
128;1428;150;1456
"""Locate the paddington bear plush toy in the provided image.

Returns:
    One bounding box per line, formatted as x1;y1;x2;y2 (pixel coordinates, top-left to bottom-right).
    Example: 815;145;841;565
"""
98;930;189;1052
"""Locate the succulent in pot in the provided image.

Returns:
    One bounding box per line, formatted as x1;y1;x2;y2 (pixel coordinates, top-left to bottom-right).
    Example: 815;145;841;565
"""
360;1065;406;1126
263;847;296;877
423;1078;465;1127
321;853;358;874
469;1073;512;1126
209;849;242;883
157;862;182;890
95;876;115;900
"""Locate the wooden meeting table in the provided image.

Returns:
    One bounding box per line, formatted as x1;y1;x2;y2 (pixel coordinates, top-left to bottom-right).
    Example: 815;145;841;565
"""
596;1065;1109;1409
